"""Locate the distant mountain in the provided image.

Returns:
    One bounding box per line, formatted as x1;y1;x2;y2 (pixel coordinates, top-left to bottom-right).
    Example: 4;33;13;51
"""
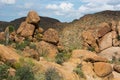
0;16;61;31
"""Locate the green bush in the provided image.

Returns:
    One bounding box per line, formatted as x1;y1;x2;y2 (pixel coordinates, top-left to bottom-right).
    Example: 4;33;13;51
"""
55;51;71;65
15;41;30;50
87;46;95;52
45;68;63;80
29;43;36;50
16;65;34;80
73;64;85;78
9;26;15;33
35;73;45;80
117;35;120;41
0;64;10;80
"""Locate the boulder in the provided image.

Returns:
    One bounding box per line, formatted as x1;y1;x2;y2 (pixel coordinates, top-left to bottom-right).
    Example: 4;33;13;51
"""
8;68;16;76
111;21;117;31
36;41;58;58
26;10;40;24
17;22;35;37
82;30;96;44
113;64;120;73
0;32;5;40
17;22;26;34
82;62;102;80
42;28;59;44
97;22;111;37
94;62;112;77
21;23;35;37
98;47;120;61
113;78;120;80
83;55;108;63
23;46;39;61
98;31;117;51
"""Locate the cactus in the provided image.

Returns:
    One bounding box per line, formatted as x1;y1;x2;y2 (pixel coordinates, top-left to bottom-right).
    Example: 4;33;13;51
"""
5;27;10;45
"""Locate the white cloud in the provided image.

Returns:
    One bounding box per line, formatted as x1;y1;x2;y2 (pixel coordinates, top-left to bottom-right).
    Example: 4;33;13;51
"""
17;3;34;9
59;2;73;11
46;2;73;11
46;4;58;10
0;0;16;4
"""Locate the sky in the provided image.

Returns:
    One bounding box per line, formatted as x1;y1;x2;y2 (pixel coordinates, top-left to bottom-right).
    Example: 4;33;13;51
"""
0;0;120;22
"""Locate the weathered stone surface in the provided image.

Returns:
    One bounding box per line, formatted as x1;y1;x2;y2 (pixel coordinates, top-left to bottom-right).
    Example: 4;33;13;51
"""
111;21;117;31
83;55;108;62
26;10;40;24
42;28;59;44
17;22;35;37
17;22;26;34
36;41;58;58
82;30;96;44
94;62;112;77
21;23;35;37
82;62;102;80
23;46;39;61
98;47;120;61
98;31;117;51
113;64;120;73
97;22;111;37
117;21;120;35
0;32;5;40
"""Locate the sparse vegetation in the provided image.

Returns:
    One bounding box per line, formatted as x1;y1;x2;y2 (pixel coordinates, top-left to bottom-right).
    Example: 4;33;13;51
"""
117;35;120;41
15;40;30;50
73;64;85;78
9;25;15;33
0;64;10;80
45;67;63;80
87;46;95;52
109;56;120;64
55;50;71;65
15;65;34;80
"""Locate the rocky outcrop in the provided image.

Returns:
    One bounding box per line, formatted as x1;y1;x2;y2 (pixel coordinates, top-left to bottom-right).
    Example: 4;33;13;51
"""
36;41;58;58
113;64;120;73
97;22;111;38
94;62;113;77
20;23;35;37
23;46;39;60
26;10;40;24
98;31;117;50
42;28;59;44
17;11;41;38
0;32;5;40
98;47;120;61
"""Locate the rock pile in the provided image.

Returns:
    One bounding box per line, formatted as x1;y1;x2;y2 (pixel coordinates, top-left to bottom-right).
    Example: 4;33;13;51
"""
82;21;120;61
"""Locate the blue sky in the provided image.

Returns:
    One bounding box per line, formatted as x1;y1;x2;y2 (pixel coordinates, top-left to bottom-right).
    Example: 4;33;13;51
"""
0;0;120;22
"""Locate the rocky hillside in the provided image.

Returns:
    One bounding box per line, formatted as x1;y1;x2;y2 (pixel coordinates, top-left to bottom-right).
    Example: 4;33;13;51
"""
60;10;120;51
0;10;120;80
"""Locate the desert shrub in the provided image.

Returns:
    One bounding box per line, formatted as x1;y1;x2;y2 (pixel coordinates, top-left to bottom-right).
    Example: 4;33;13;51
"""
29;42;36;50
35;73;45;80
9;25;15;33
15;40;30;50
7;76;19;80
45;67;63;80
15;65;34;80
117;35;120;40
0;64;10;80
87;46;95;52
73;64;85;78
55;50;71;65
